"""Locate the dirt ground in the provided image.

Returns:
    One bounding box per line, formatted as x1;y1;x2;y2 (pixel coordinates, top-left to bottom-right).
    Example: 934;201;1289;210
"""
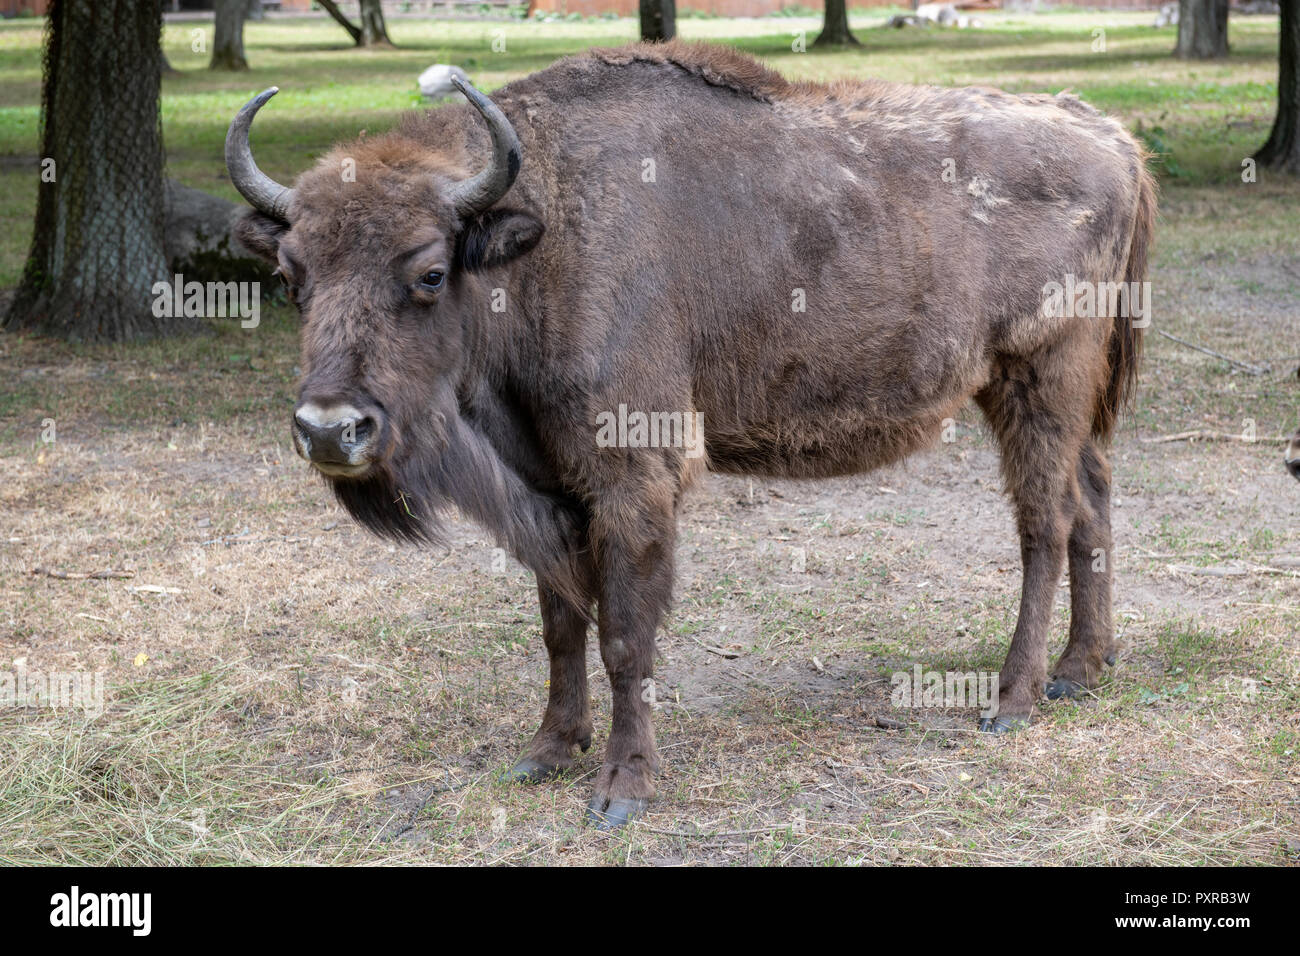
2;192;1298;865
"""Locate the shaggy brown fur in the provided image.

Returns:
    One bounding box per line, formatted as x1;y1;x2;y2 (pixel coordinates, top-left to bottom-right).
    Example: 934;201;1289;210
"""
234;40;1156;827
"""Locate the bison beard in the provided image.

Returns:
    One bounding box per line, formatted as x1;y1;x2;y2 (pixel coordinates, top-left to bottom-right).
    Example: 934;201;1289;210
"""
329;400;592;613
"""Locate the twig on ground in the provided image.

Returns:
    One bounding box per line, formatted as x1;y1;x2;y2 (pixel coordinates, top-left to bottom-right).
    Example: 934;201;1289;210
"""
687;633;740;658
1154;329;1269;375
1167;563;1300;579
1141;430;1288;444
31;567;134;580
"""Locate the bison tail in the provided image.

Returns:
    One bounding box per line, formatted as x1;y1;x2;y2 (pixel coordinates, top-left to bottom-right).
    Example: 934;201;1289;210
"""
1094;158;1156;442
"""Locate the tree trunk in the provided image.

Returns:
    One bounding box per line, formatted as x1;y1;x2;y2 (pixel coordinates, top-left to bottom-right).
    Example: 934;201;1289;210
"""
1256;0;1300;173
814;0;861;47
211;0;250;72
358;0;392;46
639;0;675;42
318;0;391;47
5;0;181;342
1174;0;1229;59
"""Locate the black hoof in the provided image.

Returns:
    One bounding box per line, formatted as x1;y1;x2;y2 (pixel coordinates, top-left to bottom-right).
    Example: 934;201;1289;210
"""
978;714;1029;734
499;758;562;785
1045;677;1087;700
585;795;648;830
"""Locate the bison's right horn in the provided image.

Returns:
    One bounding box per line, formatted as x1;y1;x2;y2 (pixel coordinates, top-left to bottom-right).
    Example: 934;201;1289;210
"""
446;76;522;218
225;87;295;222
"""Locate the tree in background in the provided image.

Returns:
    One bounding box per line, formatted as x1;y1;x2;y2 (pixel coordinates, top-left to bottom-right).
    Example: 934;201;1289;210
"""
640;0;675;42
1256;0;1300;173
5;0;182;342
815;0;861;48
318;0;392;47
1174;0;1229;59
211;0;251;71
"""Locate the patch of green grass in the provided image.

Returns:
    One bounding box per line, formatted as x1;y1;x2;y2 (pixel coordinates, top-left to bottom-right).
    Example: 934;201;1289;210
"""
1144;617;1283;696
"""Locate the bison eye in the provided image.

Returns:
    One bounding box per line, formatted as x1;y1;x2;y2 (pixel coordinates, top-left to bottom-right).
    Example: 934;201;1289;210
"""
274;268;299;305
418;270;445;292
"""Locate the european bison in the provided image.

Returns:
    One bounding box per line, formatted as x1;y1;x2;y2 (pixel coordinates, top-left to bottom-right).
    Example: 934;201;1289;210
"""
226;41;1156;828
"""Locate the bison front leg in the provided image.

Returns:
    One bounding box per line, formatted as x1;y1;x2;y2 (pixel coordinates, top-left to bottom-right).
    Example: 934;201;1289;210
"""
584;488;675;829
503;584;594;783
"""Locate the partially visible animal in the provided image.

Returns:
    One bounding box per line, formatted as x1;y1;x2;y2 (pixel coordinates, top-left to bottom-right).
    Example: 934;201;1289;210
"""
1287;427;1300;480
417;63;469;100
225;41;1155;828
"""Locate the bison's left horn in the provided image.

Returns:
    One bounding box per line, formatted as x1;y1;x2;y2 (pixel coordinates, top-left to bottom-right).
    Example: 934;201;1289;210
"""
446;76;522;217
225;87;295;222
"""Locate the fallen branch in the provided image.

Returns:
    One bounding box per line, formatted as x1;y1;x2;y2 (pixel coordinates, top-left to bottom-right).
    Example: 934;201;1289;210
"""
1168;563;1300;579
687;633;740;659
127;584;183;595
1155;329;1268;375
32;567;134;580
1141;430;1288;445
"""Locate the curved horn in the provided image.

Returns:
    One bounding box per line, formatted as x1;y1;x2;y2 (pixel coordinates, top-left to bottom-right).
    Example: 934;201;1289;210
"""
446;76;522;217
225;87;294;221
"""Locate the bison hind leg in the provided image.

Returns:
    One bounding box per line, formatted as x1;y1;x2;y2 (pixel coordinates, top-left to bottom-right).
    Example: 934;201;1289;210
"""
1047;439;1119;700
975;347;1098;729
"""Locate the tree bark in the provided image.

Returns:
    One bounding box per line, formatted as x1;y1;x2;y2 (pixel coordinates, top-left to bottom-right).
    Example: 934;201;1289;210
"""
211;0;250;71
358;0;392;46
318;0;391;47
814;0;861;47
1256;0;1300;173
639;0;675;42
1174;0;1229;59
5;0;182;342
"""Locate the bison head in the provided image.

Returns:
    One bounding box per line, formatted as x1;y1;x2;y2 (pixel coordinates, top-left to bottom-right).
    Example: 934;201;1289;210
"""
225;83;545;540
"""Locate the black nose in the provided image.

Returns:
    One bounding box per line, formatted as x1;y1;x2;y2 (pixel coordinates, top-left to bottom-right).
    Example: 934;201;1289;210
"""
292;403;377;465
1288;457;1300;481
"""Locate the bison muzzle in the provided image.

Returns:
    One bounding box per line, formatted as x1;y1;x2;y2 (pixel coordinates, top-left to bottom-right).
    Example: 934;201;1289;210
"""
226;41;1156;829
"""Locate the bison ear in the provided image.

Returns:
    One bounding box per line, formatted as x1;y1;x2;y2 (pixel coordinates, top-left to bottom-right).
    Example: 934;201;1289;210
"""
456;209;544;272
234;211;289;263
